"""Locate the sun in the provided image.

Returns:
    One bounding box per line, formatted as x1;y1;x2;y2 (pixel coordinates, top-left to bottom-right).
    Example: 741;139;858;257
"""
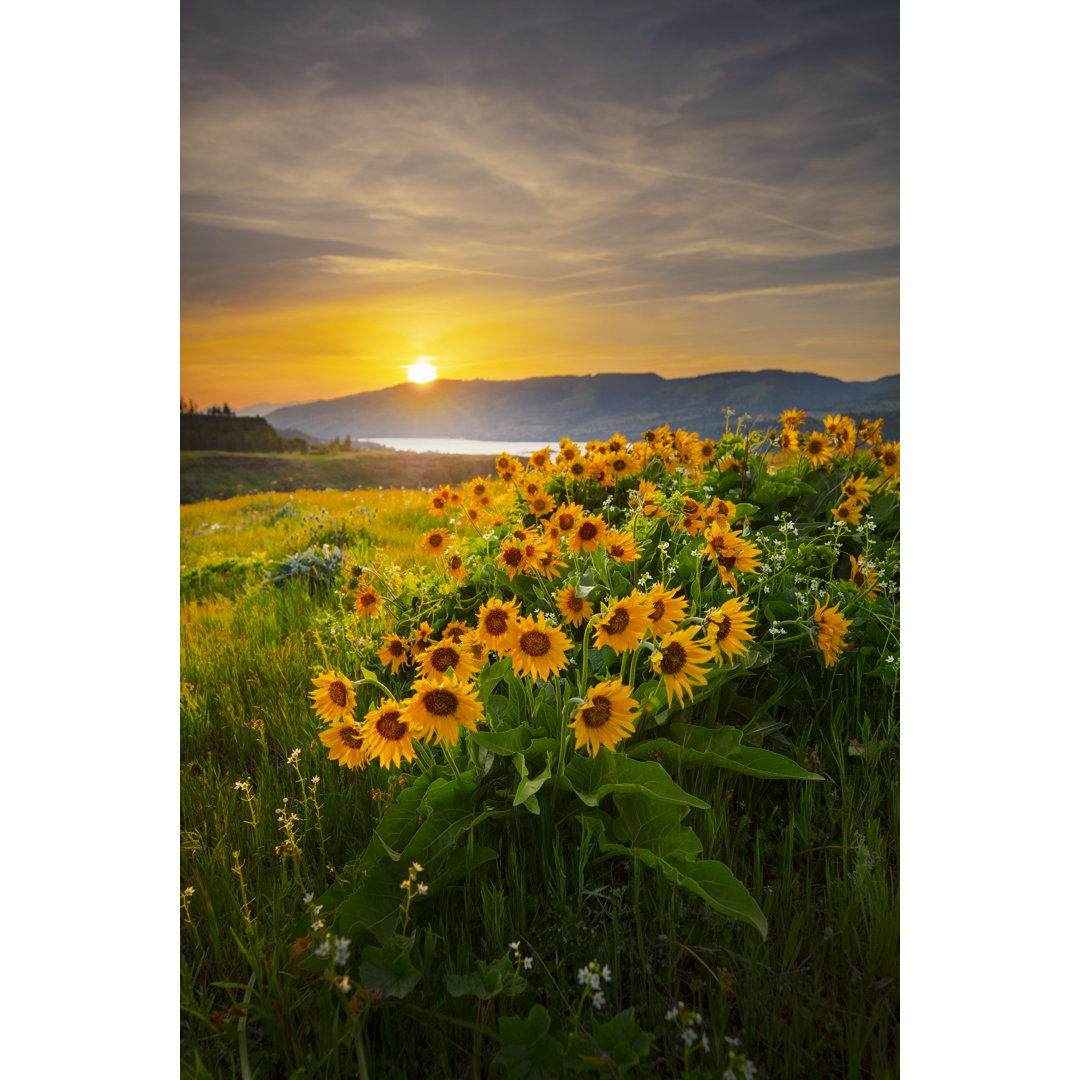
405;357;439;383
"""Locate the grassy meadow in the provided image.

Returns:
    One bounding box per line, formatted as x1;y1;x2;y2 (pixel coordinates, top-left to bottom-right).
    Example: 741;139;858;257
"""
180;416;899;1079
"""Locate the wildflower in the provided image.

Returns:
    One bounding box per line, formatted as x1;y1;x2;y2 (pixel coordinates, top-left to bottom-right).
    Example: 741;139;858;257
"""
802;431;834;468
308;671;357;724
443;549;467;581
417;638;481;682
420;528;451;555
848;554;880;598
593;595;650;654
640;582;688;637
556;584;593;627
360;698;418;768
840;473;873;505
378;633;411;674
497;537;532;580
523;956;534;970
879;441;900;477
830;498;862;526
779;407;805;428
319;721;370;769
508;614;573;682
602;529;640;562
402;673;484;747
410;621;435;658
571;679;640;756
567;515;607;554
352;583;381;618
333;936;351;967
704;599;757;664
813;597;853;667
474;596;521;654
651;628;712;707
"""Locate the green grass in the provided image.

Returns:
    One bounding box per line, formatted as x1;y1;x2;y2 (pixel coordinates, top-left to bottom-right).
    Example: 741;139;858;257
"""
181;450;503;503
181;562;897;1078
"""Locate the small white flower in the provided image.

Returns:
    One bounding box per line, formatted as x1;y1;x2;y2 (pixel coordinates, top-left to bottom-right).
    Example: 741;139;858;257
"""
416;882;429;895
303;892;315;904
601;964;611;983
591;990;605;1009
665;1007;679;1021
523;956;533;970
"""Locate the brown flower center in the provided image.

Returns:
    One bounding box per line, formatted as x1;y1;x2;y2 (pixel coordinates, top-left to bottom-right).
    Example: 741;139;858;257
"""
484;609;508;636
581;696;612;729
709;534;726;553
608;544;625;558
422;689;458;717
720;554;737;571
683;498;699;515
578;521;598;541
359;591;377;607
339;724;365;748
427;533;444;549
613;458;627;472
711;615;731;641
503;547;524;567
375;711;407;741
327;681;348;707
429;646;460;672
557;513;574;531
570;461;586;476
445;624;466;643
883;451;897;467
659;642;687;675
807;438;825;455
603;608;630;635
853;571;865;586
519;629;551;657
567;595;583;612
388;639;404;657
533;497;548;512
449;556;463;572
650;599;665;622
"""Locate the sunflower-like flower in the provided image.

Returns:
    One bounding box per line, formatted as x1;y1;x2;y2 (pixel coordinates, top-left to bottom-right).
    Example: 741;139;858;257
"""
594;595;650;654
571;679;640;757
651;628;712;708
859;418;884;446
602;529;640;562
309;671;357;723
813;597;852;668
421;528;451;556
525;490;556;517
353;583;381;618
403;674;484;747
361;699;418;768
700;498;736;530
848;554;881;599
417;637;483;682
802;432;834;469
831;498;863;526
878;441;900;478
474;596;521;654
494;452;521;477
508;615;572;682
565;458;589;481
567;515;607;553
556;584;594;626
777;427;800;455
528;447;553;472
703;525;762;591
779;407;806;428
427;492;449;516
498;537;532;580
640;583;688;637
378;633;411;675
550;502;584;536
441;619;470;644
410;621;434;659
533;544;568;580
319;720;370;769
703;599;756;664
840;473;873;505
443;549;467;582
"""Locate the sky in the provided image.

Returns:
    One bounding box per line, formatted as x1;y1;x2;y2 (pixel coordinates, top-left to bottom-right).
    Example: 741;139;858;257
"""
181;0;898;409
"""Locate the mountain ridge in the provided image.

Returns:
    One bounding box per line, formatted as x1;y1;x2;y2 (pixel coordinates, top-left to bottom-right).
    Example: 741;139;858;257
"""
264;370;900;443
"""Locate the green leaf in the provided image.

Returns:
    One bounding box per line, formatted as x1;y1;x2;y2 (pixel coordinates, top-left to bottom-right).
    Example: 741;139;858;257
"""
563;749;710;809
493;1005;565;1080
512;752;552;813
476;656;513;696
666;723;823;780
470;725;535;757
588;1008;653;1069
608;793;702;861
446;955;527;1000
733;502;759;520
359;935;421;999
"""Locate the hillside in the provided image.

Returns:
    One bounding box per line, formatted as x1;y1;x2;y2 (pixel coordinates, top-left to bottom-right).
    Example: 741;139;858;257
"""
265;370;900;444
180;449;501;503
181;413;310;452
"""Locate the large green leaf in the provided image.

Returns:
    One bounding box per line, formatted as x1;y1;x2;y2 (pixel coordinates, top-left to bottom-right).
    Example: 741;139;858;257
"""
446;955;527;1000
470;725;535;757
492;1005;565;1080
512;752;552;814
660;723;823;780
562;750;709;809
359;935;421;999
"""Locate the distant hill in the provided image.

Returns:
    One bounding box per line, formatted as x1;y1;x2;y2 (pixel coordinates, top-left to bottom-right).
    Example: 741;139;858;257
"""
181;414;310;452
234;401;306;417
265;371;899;444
